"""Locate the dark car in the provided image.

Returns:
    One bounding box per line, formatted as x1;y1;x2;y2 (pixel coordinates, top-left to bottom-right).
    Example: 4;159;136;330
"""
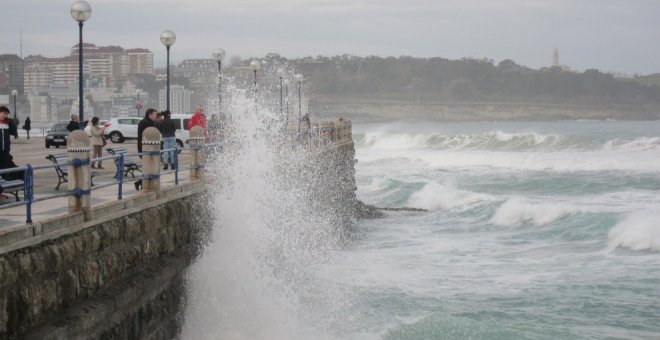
45;123;70;148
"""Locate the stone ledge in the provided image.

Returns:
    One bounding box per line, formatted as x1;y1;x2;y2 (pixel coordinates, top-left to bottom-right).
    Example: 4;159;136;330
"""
90;200;126;220
0;224;34;248
40;212;85;235
124;192;157;209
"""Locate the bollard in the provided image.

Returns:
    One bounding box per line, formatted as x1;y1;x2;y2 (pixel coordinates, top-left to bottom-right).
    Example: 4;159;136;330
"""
67;130;92;220
142;127;162;192
189;126;205;180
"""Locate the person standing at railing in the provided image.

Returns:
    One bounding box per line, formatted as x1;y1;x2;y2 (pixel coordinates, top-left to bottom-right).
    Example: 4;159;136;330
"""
157;110;176;170
134;108;158;191
89;117;106;169
0;106;22;182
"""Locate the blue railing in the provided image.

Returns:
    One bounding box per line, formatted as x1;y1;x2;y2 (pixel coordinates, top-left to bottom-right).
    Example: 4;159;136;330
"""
0;145;203;224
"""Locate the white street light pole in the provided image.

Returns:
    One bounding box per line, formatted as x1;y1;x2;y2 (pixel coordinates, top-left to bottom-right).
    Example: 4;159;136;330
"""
160;30;176;112
70;0;92;129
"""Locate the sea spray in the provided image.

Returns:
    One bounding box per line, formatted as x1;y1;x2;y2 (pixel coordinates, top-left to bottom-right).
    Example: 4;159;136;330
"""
182;75;355;339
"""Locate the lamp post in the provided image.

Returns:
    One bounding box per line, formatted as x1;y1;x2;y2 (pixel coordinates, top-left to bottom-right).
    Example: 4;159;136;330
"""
212;48;225;118
11;90;17;121
283;79;290;132
135;89;142;116
295;73;303;139
160;30;176;112
70;0;92;129
277;68;284;116
249;59;261;100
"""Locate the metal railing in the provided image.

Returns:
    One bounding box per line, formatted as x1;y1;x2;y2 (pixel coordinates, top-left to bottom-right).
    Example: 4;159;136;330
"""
0;145;200;223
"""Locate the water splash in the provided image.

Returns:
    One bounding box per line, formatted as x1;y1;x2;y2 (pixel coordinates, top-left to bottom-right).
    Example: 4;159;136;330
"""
181;69;353;339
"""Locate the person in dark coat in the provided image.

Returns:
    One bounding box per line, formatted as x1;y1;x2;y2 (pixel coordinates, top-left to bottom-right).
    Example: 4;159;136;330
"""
134;108;158;190
23;117;31;139
66;114;80;132
0;106;21;182
157;110;177;170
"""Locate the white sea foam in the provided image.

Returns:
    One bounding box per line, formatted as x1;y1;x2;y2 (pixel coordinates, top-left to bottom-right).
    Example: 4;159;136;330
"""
490;198;581;227
407;181;492;211
608;212;660;252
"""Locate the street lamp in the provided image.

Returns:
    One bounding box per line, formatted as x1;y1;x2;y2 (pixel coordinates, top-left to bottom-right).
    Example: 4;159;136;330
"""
11;90;17;121
135;89;142;116
249;59;261;99
294;73;303;140
277;68;284;116
160;30;176;112
70;0;92;129
212;48;225;118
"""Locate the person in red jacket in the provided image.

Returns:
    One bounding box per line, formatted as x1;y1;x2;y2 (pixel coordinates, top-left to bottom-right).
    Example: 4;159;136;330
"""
188;105;207;130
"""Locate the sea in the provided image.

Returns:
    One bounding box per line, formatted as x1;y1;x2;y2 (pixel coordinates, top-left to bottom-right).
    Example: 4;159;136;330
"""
181;96;660;339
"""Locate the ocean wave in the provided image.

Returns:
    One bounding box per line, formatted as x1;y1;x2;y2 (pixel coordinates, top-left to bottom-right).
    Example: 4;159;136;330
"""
607;212;660;252
490;198;583;227
357;129;660;153
406;181;493;211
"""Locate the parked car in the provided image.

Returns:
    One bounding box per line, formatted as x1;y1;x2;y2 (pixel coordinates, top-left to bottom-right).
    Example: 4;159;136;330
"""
103;117;141;143
104;115;191;147
45;123;70;148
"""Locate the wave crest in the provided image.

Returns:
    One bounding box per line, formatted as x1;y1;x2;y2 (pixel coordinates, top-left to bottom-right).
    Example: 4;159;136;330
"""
490;198;579;227
608;212;660;252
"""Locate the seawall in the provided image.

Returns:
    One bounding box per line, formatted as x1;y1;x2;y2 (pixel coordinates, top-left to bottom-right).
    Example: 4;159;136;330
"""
0;183;213;339
0;124;358;339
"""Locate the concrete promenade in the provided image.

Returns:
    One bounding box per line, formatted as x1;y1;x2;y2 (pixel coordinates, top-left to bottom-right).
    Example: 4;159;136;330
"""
0;136;196;237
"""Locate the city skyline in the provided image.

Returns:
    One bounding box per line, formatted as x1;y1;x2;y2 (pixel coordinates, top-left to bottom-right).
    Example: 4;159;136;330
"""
0;0;659;76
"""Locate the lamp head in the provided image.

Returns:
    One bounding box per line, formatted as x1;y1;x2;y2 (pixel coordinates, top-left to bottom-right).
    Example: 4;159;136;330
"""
11;90;18;96
249;59;261;71
212;48;226;61
160;30;176;47
70;1;92;22
294;74;304;82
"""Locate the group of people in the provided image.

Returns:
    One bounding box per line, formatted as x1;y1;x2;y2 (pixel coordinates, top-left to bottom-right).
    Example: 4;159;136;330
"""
133;106;206;191
1;105;209;195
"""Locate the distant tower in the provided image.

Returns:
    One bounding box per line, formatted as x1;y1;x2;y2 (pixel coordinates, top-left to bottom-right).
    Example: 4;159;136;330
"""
552;48;559;67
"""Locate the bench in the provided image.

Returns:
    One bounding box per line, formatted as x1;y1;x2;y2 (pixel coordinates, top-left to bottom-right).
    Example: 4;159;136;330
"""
106;147;142;178
0;178;23;201
45;153;97;190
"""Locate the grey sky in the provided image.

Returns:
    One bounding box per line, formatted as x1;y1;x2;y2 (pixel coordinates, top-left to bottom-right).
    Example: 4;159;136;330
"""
1;0;658;75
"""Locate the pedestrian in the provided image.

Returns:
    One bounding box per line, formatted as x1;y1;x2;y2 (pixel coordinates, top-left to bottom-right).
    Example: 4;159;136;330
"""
12;116;19;140
66;114;80;132
0;106;22;183
157;110;177;170
89;117;105;169
188;105;207;130
83;120;91;137
134;108;158;191
23;117;31;139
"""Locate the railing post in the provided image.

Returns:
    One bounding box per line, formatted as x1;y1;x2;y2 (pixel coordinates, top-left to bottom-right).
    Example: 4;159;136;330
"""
189;126;205;180
67;130;92;220
142;127;161;193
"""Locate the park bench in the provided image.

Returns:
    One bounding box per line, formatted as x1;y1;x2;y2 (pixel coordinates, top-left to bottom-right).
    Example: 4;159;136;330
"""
106;147;142;178
45;153;97;190
0;178;24;201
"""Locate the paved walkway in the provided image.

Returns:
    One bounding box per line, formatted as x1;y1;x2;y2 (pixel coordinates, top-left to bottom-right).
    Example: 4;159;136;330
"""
0;137;196;231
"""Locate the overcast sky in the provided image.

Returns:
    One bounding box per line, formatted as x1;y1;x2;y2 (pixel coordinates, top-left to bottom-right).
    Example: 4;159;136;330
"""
1;0;658;75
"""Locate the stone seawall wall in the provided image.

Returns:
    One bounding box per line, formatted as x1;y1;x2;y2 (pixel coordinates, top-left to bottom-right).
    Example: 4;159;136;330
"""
0;140;358;340
0;191;213;340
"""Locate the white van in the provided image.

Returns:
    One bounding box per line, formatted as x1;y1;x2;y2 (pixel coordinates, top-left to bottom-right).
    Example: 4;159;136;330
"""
105;114;193;147
170;114;192;147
